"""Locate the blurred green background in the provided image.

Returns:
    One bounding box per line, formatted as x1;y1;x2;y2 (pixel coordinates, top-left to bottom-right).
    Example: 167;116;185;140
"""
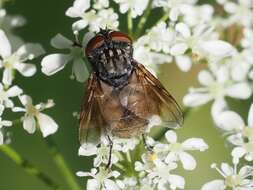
0;0;251;190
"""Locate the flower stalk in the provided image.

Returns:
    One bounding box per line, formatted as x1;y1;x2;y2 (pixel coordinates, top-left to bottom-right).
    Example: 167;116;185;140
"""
127;10;133;38
45;137;82;190
134;0;154;38
0;145;61;190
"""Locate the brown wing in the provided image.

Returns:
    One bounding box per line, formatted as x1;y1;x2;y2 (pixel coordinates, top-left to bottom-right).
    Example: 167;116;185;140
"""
135;63;183;128
79;73;106;145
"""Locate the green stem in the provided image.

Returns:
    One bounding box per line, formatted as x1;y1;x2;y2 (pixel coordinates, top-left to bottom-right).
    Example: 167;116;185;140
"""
156;13;170;25
0;145;61;190
154;108;191;141
45;137;82;190
127;10;133;38
11;119;82;190
135;0;154;38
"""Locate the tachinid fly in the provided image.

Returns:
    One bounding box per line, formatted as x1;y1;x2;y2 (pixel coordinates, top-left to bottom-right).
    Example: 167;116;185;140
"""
79;29;183;147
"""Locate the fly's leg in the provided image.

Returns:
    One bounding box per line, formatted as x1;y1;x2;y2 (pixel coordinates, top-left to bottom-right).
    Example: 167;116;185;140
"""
142;134;153;152
106;135;113;169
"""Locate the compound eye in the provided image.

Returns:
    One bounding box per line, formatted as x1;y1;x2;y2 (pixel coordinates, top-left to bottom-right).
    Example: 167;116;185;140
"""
109;31;132;44
85;35;105;56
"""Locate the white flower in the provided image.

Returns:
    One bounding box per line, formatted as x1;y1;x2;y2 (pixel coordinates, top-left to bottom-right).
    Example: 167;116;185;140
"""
135;153;184;190
96;8;119;31
140;22;175;53
93;0;109;10
114;0;149;18
216;104;253;150
65;0;90;19
223;0;253;27
0;83;23;108
148;160;185;190
183;66;252;108
201;163;253;190
241;28;253;49
170;23;233;71
153;0;197;21
228;50;253;82
78;142;119;167
0;30;44;85
41;33;90;82
119;177;137;190
0;117;12;129
0;9;26;49
77;167;121;190
180;4;214;27
12;95;58;138
113;137;140;153
66;0;118;32
133;43;172;75
0;114;12;145
155;130;208;170
171;23;234;66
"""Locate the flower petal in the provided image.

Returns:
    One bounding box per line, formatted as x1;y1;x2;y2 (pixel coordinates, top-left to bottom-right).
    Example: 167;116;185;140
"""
176;23;191;38
23;116;36;134
211;98;227;125
221;163;233;176
179;152;197;170
248;103;253;127
41;54;71;76
12;107;26;112
82;32;95;48
87;179;100;190
76;171;91;177
36;113;58;137
50;34;73;49
182;138;208;151
198;70;214;86
170;7;179;21
239;165;253;178
168;174;185;189
19;95;33;106
14;63;37;77
175;55;192;72
232;147;246;159
226;82;252;99
2;69;13;86
72;20;88;31
17;43;45;59
201;40;234;58
216;111;245;131
104;179;119;190
0;29;11;57
183;92;212;107
7;85;23;97
73;58;89;82
165;130;177;143
201;180;225;190
65;0;90;18
2;120;12;127
170;43;188;56
78;144;97;156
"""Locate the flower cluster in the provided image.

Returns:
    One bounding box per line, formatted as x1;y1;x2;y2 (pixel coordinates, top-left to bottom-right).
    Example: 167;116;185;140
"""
77;131;208;190
32;0;253;189
0;2;58;145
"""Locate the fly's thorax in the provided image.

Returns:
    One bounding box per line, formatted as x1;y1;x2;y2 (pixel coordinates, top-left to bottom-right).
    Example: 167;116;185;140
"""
88;41;134;88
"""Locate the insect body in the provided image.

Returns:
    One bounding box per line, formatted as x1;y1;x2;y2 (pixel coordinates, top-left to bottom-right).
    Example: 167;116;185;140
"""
79;29;183;145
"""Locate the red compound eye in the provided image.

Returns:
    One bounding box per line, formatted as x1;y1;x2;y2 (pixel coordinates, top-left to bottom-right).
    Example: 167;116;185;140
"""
85;35;105;56
109;31;132;44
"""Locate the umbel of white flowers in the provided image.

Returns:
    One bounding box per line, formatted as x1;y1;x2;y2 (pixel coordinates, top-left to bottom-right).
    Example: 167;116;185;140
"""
0;30;45;86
